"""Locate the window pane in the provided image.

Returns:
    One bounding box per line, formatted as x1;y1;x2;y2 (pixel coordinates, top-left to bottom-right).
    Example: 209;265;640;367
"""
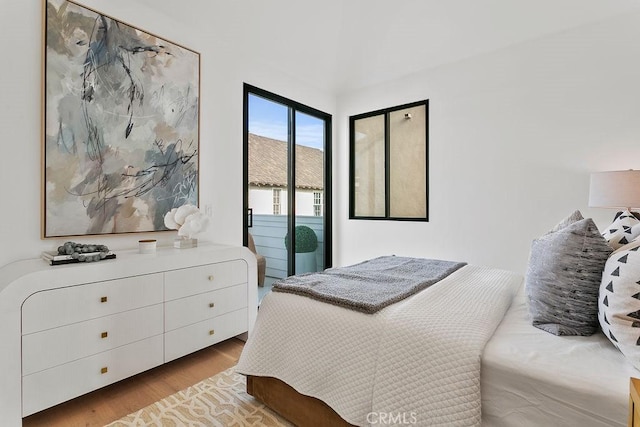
295;111;324;273
247;94;289;282
349;100;428;221
273;189;281;215
389;105;427;218
353;114;385;217
313;191;322;217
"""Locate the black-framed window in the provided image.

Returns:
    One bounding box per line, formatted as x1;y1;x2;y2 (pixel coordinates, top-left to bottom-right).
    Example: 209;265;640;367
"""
349;100;429;221
243;84;333;275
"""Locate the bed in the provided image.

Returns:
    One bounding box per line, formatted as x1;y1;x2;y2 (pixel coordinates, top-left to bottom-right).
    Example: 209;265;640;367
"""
236;261;637;426
481;286;635;426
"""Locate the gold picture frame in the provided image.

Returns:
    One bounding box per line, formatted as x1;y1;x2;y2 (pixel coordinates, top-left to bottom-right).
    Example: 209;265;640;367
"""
43;0;200;237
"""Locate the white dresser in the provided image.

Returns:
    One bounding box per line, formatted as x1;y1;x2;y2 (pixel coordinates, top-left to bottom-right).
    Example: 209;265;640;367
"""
0;243;257;425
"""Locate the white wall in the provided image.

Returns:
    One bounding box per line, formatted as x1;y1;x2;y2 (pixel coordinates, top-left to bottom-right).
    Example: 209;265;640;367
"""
295;191;318;217
249;188;278;216
250;187;319;217
0;1;335;268
334;12;640;273
3;3;640;274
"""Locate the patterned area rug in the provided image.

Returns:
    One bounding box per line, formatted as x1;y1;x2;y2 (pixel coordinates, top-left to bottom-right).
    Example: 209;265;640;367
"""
107;367;291;426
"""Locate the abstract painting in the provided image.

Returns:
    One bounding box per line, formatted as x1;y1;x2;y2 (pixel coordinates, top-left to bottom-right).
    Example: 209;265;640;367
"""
44;0;200;237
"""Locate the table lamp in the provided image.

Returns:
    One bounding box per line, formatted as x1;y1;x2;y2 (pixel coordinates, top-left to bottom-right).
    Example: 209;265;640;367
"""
589;170;640;248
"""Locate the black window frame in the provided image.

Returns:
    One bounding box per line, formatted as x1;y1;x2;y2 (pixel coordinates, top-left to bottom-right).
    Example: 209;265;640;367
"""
243;83;333;274
349;99;429;222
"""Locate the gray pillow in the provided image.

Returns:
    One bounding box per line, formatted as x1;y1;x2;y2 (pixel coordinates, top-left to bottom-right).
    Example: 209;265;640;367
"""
548;209;583;233
525;215;612;335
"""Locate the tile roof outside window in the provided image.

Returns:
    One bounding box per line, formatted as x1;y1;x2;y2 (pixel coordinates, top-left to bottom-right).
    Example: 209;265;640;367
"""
248;133;323;190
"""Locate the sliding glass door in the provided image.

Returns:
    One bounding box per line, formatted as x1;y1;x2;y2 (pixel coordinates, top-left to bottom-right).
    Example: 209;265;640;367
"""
243;84;331;291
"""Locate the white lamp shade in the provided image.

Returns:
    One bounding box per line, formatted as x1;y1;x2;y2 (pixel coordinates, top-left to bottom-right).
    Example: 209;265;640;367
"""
589;170;640;209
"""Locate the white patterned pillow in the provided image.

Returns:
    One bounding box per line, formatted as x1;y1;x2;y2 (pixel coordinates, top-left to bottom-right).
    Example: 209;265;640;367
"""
601;210;640;249
599;239;640;370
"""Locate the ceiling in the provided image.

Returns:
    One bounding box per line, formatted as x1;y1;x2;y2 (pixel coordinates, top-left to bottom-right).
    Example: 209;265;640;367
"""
144;0;640;94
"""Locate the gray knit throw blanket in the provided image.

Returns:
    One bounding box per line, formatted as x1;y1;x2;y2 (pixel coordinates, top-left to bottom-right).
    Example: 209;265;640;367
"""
272;256;467;314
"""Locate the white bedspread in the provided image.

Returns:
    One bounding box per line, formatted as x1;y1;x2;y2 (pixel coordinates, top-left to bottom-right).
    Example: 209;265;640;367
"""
236;265;522;426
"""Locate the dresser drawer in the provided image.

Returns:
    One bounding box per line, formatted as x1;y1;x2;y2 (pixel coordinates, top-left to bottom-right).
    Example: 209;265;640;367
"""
164;308;248;362
22;334;163;416
22;273;163;334
165;284;247;332
164;260;248;301
22;304;163;376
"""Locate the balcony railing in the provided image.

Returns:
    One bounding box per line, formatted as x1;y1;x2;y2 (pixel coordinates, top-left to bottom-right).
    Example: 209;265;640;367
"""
249;214;325;280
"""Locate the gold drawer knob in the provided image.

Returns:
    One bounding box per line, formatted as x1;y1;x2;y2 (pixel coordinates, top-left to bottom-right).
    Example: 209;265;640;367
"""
100;296;108;303
100;367;108;374
209;329;215;336
209;302;215;308
208;275;215;281
101;331;108;339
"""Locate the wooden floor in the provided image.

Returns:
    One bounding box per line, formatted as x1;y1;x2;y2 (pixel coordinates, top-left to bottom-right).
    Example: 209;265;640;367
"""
23;338;245;427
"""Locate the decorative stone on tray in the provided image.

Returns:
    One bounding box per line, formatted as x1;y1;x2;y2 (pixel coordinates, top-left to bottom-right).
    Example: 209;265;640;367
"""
57;241;110;262
42;241;115;265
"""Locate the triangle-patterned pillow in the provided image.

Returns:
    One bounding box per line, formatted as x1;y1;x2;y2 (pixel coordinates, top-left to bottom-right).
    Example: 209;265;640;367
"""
599;239;640;370
601;210;640;250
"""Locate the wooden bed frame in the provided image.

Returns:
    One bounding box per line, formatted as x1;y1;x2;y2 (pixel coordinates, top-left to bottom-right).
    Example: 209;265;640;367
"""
247;375;356;427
